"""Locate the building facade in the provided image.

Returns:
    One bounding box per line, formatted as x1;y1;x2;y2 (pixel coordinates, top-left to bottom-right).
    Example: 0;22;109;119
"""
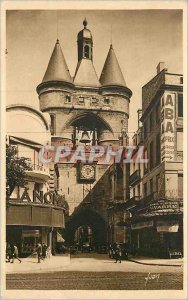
36;19;132;246
6;105;66;256
128;63;183;257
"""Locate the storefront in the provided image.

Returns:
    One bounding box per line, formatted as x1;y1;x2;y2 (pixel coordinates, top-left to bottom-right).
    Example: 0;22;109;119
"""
6;192;66;257
129;199;183;258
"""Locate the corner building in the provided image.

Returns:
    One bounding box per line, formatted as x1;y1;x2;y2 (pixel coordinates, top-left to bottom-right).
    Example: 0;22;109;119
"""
128;63;183;258
37;20;132;246
6;105;65;256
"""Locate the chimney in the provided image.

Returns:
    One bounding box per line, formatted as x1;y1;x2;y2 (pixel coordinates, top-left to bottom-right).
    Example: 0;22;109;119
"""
156;62;167;74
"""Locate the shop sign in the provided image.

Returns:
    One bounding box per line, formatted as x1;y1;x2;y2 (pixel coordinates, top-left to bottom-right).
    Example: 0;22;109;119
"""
161;92;175;162
150;200;180;213
22;230;40;237
156;221;179;232
19;187;60;206
131;220;153;230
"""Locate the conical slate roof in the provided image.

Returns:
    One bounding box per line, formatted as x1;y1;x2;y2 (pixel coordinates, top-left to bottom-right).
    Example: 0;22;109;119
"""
42;40;72;84
100;44;126;87
74;59;100;87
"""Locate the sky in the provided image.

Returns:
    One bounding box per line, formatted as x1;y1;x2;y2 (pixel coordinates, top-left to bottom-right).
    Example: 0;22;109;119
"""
6;9;183;135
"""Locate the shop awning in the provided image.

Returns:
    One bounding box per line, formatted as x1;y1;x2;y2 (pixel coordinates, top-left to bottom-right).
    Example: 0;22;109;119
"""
57;232;65;242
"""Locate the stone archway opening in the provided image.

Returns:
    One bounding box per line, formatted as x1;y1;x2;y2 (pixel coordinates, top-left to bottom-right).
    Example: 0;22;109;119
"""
65;207;107;247
65;112;114;146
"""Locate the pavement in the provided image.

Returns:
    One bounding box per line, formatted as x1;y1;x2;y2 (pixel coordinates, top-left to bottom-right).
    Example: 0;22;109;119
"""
128;256;183;266
5;253;183;274
6;254;70;274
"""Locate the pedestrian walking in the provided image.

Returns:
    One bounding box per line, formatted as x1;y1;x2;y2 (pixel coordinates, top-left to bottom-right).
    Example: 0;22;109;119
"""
6;243;12;262
11;244;22;263
42;243;47;259
114;245;122;263
46;246;52;259
36;243;42;263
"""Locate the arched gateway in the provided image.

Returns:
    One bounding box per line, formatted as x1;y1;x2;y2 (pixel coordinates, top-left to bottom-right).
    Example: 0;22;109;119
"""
65;207;107;246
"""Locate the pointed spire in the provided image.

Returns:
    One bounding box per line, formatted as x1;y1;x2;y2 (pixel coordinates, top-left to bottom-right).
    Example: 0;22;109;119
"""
83;18;88;28
74;59;100;87
100;44;126;87
42;40;72;84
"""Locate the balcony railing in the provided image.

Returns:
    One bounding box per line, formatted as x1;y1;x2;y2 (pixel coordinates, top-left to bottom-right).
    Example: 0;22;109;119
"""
30;164;49;173
26;164;50;181
129;169;141;186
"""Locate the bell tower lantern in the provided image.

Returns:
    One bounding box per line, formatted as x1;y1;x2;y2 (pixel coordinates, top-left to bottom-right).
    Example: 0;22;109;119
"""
77;18;93;61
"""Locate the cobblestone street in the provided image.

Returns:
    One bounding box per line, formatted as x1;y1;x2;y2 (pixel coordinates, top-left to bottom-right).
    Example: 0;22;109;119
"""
6;254;183;290
6;271;183;290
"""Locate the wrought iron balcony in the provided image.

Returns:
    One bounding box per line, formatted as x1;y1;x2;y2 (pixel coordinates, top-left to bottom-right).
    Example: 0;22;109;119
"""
129;169;141;186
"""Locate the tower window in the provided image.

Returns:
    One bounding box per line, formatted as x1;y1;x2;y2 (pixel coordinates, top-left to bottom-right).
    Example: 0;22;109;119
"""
65;95;72;104
91;97;98;105
78;96;85;104
104;98;110;105
84;45;90;59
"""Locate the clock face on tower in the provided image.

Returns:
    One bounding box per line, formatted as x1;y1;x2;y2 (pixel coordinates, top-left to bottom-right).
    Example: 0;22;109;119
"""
78;164;96;182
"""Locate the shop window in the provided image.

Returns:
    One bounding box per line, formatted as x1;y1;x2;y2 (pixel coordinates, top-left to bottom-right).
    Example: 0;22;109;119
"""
178;94;183;117
50;114;56;136
84;45;90;59
156;133;161;166
178;174;183;198
65;95;72;104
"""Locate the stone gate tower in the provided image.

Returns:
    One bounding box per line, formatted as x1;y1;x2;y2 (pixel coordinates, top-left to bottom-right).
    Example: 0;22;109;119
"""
37;19;132;243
